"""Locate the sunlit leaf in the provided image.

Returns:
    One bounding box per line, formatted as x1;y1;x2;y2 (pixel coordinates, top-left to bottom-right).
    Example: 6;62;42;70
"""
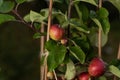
24;14;31;22
0;14;15;24
30;10;46;23
65;59;76;80
46;40;67;71
69;46;85;64
0;1;15;13
109;65;120;78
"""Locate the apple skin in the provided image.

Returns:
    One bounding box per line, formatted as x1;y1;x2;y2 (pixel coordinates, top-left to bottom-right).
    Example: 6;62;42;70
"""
78;72;90;80
49;24;64;41
88;57;105;77
61;38;68;45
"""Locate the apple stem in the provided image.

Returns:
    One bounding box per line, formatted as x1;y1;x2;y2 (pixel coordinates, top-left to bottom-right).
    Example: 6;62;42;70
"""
98;0;102;58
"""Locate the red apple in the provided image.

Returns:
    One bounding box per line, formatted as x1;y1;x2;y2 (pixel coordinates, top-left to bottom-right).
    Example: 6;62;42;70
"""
61;38;68;45
88;57;105;77
78;72;90;80
49;24;64;41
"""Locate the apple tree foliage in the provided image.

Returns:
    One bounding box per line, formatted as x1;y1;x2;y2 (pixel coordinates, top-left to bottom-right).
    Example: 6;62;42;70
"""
0;0;120;79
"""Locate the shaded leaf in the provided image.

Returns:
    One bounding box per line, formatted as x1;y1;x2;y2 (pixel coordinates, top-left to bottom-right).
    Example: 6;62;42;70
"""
69;46;85;64
108;0;120;12
91;18;102;29
33;32;46;39
100;18;110;34
109;65;120;78
98;76;107;80
0;1;14;13
97;7;109;19
73;0;97;6
70;19;90;33
15;0;26;4
88;27;108;47
65;59;76;80
0;14;15;24
46;40;67;71
0;0;3;7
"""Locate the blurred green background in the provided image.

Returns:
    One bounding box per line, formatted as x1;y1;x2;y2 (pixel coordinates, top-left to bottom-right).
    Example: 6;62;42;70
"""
0;0;120;80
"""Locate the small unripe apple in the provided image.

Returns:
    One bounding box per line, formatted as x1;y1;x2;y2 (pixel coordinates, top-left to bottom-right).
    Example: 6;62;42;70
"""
49;24;64;41
88;57;105;77
78;72;90;80
61;38;68;45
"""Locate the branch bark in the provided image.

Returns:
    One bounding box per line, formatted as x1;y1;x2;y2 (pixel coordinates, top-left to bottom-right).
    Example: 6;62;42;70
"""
40;23;45;80
45;0;53;80
98;0;102;58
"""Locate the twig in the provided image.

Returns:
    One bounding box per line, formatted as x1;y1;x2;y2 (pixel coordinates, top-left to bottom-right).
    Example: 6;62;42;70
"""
40;23;45;80
114;43;120;80
53;70;58;80
98;0;102;58
67;0;73;45
45;0;53;80
117;43;120;59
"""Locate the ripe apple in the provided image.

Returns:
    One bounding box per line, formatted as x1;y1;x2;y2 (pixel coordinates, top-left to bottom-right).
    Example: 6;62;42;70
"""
78;72;90;80
88;57;105;77
61;38;68;45
49;24;64;41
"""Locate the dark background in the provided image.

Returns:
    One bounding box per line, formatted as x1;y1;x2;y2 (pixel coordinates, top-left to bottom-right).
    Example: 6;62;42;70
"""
0;0;120;80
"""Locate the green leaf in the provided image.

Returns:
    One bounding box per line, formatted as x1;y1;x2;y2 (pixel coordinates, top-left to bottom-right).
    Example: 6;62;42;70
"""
34;23;41;30
30;10;46;23
88;27;108;47
65;59;76;80
74;4;83;24
79;4;89;22
24;14;31;22
15;0;26;4
70;19;90;33
98;76;107;80
97;7;109;19
0;14;15;24
33;32;46;39
73;0;97;6
46;40;67;71
108;0;120;13
91;18;102;30
0;1;14;13
0;0;3;7
109;65;120;78
69;46;85;64
100;18;110;34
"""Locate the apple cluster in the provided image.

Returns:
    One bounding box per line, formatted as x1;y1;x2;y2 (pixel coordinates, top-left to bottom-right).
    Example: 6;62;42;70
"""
78;57;106;80
49;24;106;80
49;24;67;45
